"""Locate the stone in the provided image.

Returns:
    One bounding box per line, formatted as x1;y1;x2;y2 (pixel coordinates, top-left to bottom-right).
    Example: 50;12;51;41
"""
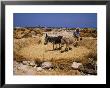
71;62;82;69
22;61;29;65
36;67;43;71
14;61;19;65
34;65;37;68
80;71;86;75
41;61;53;69
78;64;84;71
17;64;28;70
84;68;97;75
29;61;36;66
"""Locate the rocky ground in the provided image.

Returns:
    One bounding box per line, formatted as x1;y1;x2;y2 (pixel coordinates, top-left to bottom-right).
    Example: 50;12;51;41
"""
13;58;97;75
13;28;97;75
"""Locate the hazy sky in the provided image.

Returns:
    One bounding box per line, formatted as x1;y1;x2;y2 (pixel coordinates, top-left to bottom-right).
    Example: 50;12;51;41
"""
14;13;97;28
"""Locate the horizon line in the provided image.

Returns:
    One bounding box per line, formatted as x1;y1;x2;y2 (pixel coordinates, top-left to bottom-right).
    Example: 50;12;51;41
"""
14;26;97;29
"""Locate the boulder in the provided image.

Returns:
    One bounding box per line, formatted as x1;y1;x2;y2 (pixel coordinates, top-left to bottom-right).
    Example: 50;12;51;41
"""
83;68;97;75
22;60;36;67
79;61;97;75
71;62;82;69
41;61;53;69
17;64;28;71
36;67;43;71
22;61;29;65
78;64;84;71
29;61;36;67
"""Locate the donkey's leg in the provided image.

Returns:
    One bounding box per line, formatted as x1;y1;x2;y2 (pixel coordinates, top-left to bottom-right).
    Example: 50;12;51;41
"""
53;44;57;50
60;47;63;53
60;44;64;53
55;44;58;50
58;44;61;50
53;43;54;50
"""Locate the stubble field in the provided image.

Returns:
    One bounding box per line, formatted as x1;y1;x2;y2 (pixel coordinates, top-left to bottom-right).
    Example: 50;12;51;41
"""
13;28;97;75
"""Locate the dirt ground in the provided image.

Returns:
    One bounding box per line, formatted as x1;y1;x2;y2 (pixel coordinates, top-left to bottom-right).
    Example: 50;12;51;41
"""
13;28;97;75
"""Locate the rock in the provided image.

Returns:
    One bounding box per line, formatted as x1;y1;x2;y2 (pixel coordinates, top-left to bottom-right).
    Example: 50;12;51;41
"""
84;68;97;75
80;71;86;75
22;61;29;65
29;61;36;67
84;63;94;69
14;61;19;65
49;68;52;71
78;64;84;71
17;64;28;70
36;67;43;71
41;61;53;69
71;62;82;69
34;65;37;68
79;61;97;75
22;60;36;67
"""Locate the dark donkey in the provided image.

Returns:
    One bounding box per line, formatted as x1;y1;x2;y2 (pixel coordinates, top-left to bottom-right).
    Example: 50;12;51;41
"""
44;33;63;50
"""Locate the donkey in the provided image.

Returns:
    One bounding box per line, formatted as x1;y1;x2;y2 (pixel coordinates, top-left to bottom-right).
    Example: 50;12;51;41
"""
44;33;63;50
44;33;81;53
60;37;75;53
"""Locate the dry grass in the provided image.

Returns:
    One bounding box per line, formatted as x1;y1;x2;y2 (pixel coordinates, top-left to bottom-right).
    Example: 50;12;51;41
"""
13;28;97;75
14;36;42;61
14;28;43;39
15;44;90;62
14;37;41;50
14;36;96;62
78;37;97;64
14;37;96;69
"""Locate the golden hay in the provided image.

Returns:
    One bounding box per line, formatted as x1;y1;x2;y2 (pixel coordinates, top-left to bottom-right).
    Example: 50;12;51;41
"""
14;36;97;63
14;37;42;61
14;30;97;66
15;43;90;62
13;28;97;75
14;28;43;39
